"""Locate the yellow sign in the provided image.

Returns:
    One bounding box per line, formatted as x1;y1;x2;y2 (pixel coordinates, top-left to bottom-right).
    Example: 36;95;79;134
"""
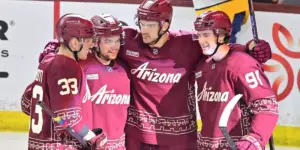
194;0;250;24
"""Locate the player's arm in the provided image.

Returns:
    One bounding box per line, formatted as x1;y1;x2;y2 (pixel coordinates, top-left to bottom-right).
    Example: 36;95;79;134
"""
39;40;59;63
118;27;138;60
47;64;108;149
116;58;131;78
233;63;278;149
47;64;97;141
21;81;35;116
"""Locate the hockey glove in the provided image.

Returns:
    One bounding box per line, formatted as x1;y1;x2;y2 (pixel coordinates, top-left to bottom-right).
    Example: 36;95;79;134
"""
236;134;264;150
89;128;108;150
246;39;272;64
39;39;60;63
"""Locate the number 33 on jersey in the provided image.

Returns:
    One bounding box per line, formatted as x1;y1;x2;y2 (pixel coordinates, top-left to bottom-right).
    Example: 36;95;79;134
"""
31;75;80;134
24;54;91;149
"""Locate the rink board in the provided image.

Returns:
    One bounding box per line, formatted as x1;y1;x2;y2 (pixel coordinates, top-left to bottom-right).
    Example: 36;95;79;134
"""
0;111;299;147
1;0;300;148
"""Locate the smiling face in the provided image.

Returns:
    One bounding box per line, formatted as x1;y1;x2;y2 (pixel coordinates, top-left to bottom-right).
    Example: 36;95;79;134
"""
98;35;121;60
197;30;226;55
197;30;218;55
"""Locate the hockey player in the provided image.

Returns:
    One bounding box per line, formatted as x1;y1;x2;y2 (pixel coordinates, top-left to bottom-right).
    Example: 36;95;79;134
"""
81;14;130;149
118;0;272;149
21;14;107;150
35;0;272;149
193;10;278;150
22;13;130;150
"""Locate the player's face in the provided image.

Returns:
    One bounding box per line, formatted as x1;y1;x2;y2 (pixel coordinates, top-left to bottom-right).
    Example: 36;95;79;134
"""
197;30;218;55
99;35;121;60
78;37;94;60
139;20;160;44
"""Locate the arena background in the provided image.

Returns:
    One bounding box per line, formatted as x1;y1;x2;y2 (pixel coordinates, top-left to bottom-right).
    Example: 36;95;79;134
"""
0;0;299;147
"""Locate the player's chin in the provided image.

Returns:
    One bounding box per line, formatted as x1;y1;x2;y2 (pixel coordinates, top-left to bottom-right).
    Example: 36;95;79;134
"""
79;55;88;60
203;49;215;56
108;55;117;60
142;38;152;44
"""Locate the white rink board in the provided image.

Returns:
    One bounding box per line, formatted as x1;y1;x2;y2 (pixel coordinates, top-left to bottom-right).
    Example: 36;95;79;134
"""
0;1;53;111
237;11;300;126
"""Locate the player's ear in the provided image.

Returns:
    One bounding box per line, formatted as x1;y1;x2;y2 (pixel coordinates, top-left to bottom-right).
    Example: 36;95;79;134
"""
218;35;225;43
160;21;170;33
217;30;227;43
69;37;79;50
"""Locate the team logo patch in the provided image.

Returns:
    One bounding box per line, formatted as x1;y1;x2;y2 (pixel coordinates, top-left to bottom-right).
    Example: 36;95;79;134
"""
153;49;159;55
107;67;113;72
212;64;216;69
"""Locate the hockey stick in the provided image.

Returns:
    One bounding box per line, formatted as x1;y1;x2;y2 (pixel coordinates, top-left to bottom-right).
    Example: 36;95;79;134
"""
248;0;259;44
248;1;275;149
269;135;275;150
219;94;243;150
37;101;90;149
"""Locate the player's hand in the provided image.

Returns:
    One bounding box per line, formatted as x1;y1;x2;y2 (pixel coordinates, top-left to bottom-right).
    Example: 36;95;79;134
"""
89;128;108;150
236;135;263;150
246;39;272;64
39;39;60;63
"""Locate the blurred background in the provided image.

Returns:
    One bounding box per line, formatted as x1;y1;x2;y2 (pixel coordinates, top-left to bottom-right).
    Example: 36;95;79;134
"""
0;0;299;149
254;0;300;5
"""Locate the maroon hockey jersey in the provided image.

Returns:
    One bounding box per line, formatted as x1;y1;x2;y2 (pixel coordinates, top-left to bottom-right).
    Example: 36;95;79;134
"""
195;45;278;150
119;27;201;147
22;54;92;150
79;53;130;150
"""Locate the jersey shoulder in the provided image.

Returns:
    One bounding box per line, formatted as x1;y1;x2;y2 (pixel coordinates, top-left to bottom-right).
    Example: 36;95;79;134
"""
226;46;260;73
123;26;138;40
79;52;96;70
45;54;82;78
168;30;202;60
115;58;130;72
169;29;200;49
169;29;195;41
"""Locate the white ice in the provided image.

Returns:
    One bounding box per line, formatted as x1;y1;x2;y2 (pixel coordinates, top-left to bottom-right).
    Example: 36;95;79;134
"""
0;132;299;150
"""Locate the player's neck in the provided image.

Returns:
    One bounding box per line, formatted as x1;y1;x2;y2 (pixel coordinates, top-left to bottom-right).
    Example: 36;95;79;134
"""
149;32;169;48
57;47;76;60
212;44;230;61
95;53;111;65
